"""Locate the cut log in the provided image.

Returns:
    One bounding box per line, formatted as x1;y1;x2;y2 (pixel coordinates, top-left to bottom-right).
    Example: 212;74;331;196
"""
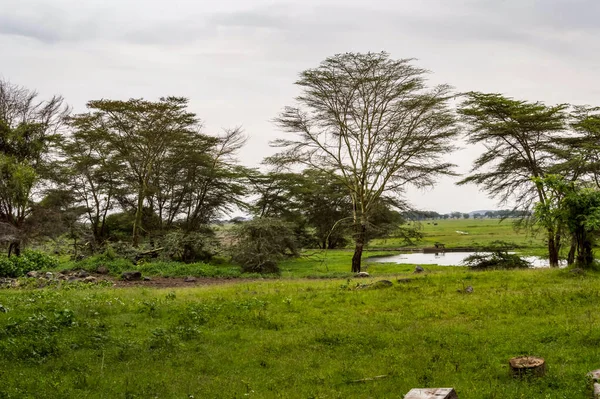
509;356;545;378
404;388;458;399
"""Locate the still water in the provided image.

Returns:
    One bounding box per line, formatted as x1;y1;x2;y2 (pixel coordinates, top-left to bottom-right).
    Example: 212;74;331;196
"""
368;252;560;268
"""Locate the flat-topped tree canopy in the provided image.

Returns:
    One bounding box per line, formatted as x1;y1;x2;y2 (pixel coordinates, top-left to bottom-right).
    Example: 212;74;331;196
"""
270;52;459;272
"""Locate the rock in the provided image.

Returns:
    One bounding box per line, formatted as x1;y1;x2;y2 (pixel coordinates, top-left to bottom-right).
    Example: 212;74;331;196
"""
358;280;394;290
371;280;393;289
96;265;109;275
0;304;7;313
121;271;142;281
26;271;38;278
356;272;370;278
68;276;80;282
83;276;97;283
143;276;152;281
594;382;600;399
75;270;89;278
397;278;412;283
570;268;585;275
465;285;474;293
45;272;54;279
414;266;425;273
405;388;458;399
184;276;197;283
589;369;600;382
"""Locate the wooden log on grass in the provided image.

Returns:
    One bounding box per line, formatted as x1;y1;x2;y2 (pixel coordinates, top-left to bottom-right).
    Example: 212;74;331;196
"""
509;356;545;378
404;388;458;399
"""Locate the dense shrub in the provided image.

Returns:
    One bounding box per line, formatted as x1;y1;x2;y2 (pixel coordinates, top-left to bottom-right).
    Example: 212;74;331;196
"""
0;250;59;277
462;251;530;270
160;230;219;263
229;218;299;274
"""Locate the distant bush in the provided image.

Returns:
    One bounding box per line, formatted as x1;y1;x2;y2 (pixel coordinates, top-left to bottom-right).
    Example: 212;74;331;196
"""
462;251;530;270
487;240;521;250
229;218;299;274
160;230;219;263
0;250;59;277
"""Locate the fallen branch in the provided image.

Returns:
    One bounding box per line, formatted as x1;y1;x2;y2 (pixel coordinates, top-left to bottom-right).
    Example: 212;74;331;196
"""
350;375;388;383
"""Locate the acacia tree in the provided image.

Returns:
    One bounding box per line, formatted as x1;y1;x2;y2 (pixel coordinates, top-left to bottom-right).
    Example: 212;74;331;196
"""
0;80;69;256
61;113;123;247
458;93;569;266
534;175;600;268
82;97;201;247
271;52;458;272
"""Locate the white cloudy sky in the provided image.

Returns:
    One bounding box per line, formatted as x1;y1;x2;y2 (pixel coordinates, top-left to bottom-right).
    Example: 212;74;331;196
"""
1;0;598;213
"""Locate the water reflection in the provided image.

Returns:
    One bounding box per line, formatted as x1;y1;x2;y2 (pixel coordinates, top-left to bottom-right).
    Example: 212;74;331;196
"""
369;252;563;268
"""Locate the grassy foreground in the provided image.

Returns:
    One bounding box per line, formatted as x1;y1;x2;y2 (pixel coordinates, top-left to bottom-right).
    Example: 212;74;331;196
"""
0;266;598;398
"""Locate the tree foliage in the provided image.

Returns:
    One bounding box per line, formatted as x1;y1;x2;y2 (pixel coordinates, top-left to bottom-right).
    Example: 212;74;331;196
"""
458;93;569;266
534;175;600;268
271;52;458;272
0;80;70;256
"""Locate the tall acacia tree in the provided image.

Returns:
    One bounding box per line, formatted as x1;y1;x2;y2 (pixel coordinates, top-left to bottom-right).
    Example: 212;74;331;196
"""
458;93;569;266
0;80;69;256
82;97;201;247
271;52;458;272
61;113;123;247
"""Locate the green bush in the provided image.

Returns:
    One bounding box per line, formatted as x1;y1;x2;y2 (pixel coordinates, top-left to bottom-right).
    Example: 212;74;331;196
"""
462;251;531;270
0;250;59;277
229;218;299;274
160;230;219;263
22;250;59;270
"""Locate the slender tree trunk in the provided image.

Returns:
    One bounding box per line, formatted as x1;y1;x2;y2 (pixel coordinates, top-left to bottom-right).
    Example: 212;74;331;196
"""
352;223;366;273
575;229;594;268
8;240;21;257
567;237;576;266
581;239;593;268
132;185;145;248
548;231;559;268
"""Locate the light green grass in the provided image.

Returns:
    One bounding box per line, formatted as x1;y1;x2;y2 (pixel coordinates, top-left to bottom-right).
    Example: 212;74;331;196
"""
371;218;547;251
0;265;598;398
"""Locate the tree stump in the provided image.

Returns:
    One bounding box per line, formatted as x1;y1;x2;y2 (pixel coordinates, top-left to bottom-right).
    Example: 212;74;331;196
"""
404;388;458;399
509;356;545;378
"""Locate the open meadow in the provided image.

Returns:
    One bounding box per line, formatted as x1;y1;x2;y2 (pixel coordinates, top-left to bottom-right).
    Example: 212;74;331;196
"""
1;257;599;398
0;218;596;398
370;218;548;255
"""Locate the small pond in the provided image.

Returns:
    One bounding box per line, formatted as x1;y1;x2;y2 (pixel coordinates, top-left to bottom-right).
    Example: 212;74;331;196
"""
368;252;562;268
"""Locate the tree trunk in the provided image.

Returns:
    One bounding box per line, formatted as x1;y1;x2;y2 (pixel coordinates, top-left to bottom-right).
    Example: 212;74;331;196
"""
509;356;545;378
132;186;145;247
352;224;366;273
8;240;21;257
567;238;576;266
577;234;594;268
548;232;559;267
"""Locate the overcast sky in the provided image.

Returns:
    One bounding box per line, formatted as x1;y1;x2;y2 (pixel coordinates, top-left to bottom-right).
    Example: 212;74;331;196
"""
2;0;598;213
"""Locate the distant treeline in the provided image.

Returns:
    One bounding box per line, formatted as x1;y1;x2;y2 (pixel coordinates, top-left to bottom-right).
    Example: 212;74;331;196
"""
403;210;531;221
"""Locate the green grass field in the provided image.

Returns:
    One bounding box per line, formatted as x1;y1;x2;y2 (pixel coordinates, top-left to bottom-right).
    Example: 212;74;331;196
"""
1;219;595;398
0;266;597;398
371;218;548;253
